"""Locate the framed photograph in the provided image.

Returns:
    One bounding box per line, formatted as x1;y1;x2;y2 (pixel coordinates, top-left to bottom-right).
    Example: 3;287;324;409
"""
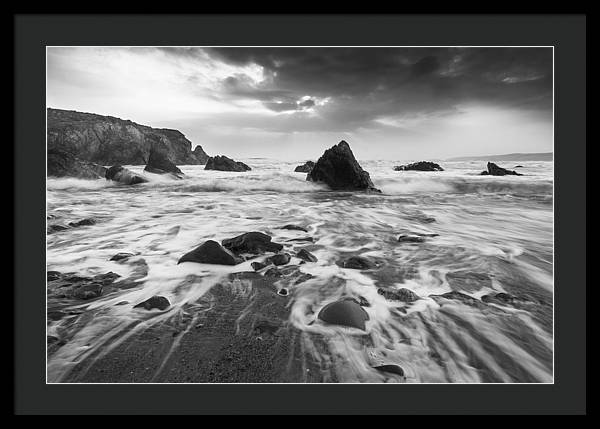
14;14;586;415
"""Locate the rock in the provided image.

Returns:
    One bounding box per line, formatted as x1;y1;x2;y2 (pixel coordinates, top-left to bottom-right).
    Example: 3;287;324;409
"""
266;253;291;266
47;148;107;179
378;287;419;302
514;165;524;168
47;224;69;234
307;141;380;192
264;267;282;278
296;249;318;263
47;108;207;166
280;224;308;232
445;271;492;293
294;161;315;173
110;252;134;262
251;261;268;271
105;165;148;185
144;149;183;177
192;145;210;164
373;364;405;377
429;291;483;307
277;288;289;297
481;292;520;305
134;296;170;311
47;271;61;281
397;234;426;243
68;218;96;228
292;272;315;285
222;232;283;255
341;256;376;270
481;162;523;176
204;155;251;172
317;298;370;330
178;240;243;265
72;283;103;300
286;237;314;243
394;161;444;171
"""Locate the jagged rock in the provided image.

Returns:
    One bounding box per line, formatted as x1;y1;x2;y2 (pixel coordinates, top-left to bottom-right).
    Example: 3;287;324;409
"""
307;141;380;192
144;150;183;177
280;224;308;232
222;232;283;255
178;240;243;265
429;291;484;307
378;287;419;302
192;145;209;164
47;271;61;281
294;161;315;173
296;249;318;263
204;155;251;172
110;252;134;262
68;218;96;228
134;296;170;311
340;256;376;270
47;108;207;166
105;165;148;185
480;162;523;176
266;253;291;266
394;161;444;171
481;292;520;305
318;298;370;330
47;148;107;179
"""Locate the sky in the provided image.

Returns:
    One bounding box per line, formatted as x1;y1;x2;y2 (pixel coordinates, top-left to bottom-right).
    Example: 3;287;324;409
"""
47;47;553;161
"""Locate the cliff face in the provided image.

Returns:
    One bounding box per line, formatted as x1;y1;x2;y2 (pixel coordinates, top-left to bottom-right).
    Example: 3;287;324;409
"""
47;108;209;165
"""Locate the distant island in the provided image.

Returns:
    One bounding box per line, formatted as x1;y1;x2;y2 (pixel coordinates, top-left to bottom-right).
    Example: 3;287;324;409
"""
446;152;553;162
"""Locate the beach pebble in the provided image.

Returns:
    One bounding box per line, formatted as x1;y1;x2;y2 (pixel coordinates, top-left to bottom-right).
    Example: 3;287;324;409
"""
317;298;370;330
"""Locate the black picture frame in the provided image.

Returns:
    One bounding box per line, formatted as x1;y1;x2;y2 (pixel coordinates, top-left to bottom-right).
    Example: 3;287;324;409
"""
14;14;586;415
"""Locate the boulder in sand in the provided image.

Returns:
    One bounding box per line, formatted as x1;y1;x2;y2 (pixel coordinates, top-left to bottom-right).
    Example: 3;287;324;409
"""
178;240;243;265
480;162;523;176
318;298;370;330
134;296;170;311
222;232;283;255
307;141;380;192
105;165;148;185
393;161;444;172
294;161;315;173
144;150;183;177
204;155;251;172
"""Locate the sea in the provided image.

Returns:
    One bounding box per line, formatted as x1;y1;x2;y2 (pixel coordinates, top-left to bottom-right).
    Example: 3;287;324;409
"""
46;159;554;383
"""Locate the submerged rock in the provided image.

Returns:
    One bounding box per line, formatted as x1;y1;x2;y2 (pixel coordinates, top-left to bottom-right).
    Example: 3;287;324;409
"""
294;161;315;173
480;162;523;176
68;218;96;228
429;291;483;307
307;141;380;192
251;261;268;271
105;165;148;185
373;364;405;377
397;234;426;243
110;252;134;262
222;232;283;255
47;224;69;234
178;240;243;265
317;298;370;330
280;224;308;232
377;287;419;303
134;295;170;311
481;292;520;306
296;249;318;263
266;253;291;266
394;161;444;172
340;256;376;270
72;283;103;300
204;155;251;172
47;148;107;179
144;150;183;177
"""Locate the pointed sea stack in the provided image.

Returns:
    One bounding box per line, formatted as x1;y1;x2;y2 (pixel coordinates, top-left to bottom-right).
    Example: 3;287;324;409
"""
144;150;183;177
307;141;380;192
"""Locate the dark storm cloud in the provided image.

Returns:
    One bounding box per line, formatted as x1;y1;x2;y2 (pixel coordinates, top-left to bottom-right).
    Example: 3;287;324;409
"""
201;47;553;131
